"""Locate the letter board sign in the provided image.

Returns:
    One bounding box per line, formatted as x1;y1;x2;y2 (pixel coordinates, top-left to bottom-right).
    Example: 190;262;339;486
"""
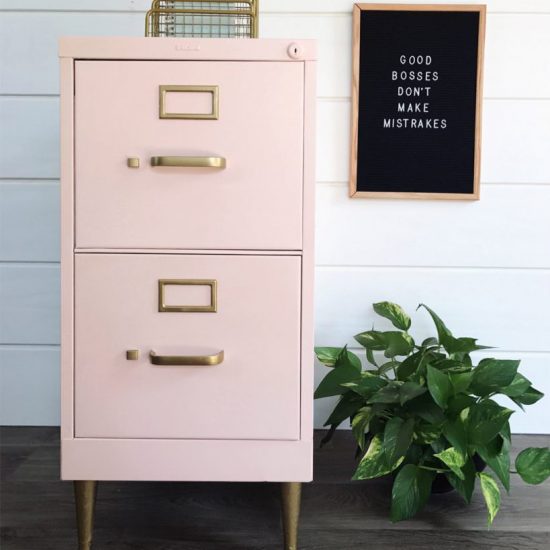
350;4;486;199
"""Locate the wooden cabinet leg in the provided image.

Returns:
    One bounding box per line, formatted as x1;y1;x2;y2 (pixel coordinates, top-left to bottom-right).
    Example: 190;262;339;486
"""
74;481;97;550
281;482;302;550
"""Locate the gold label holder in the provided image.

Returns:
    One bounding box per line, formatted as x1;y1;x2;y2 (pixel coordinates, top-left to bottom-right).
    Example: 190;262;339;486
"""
159;85;219;120
158;279;217;313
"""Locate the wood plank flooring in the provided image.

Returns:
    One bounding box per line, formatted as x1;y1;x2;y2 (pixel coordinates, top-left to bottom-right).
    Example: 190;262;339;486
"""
1;428;549;549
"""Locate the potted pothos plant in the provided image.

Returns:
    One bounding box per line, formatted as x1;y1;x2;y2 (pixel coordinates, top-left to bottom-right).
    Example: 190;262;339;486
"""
314;301;550;525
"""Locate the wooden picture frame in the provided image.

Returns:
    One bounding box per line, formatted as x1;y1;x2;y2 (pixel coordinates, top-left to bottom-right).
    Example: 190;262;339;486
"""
350;4;486;200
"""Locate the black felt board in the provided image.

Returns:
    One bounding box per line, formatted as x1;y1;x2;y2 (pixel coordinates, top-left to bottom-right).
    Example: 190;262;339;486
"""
353;8;483;197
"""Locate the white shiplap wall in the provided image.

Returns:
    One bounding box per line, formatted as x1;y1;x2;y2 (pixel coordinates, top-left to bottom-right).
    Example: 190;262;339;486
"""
0;0;549;432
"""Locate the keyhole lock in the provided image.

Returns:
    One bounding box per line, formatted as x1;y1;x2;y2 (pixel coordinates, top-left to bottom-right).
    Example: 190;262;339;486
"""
287;43;302;59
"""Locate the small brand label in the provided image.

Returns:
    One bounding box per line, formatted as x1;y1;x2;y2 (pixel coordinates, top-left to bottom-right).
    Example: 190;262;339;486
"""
175;44;201;51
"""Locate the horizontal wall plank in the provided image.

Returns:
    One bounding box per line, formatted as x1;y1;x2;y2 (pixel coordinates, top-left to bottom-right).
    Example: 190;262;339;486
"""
3;179;547;269
314;350;550;434
481;100;550;184
317;99;351;184
316;183;550;268
0;181;60;262
0;97;59;179
1;0;549;13
0;0;150;11
0;346;60;425
315;267;550;352
261;14;352;100
0;264;60;345
317;98;550;183
2;12;550;98
263;14;550;99
0;12;143;95
485;15;550;98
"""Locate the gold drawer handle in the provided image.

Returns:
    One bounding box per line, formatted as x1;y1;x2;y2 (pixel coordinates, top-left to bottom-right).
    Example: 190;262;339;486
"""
149;350;224;366
150;156;226;169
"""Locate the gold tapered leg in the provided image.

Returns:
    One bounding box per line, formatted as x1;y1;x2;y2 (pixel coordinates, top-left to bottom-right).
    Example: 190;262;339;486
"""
281;482;302;550
74;481;97;550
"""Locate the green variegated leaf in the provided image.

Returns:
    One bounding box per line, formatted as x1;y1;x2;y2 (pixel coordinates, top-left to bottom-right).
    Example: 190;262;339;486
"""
383;331;415;358
446;457;476;503
443;413;469;460
418;304;453;348
378;361;397;375
314;367;359;399
484;434;504;456
351;407;373;451
419;350;446;372
468;401;513;446
500;421;511;442
447;394;477;418
434;447;466;480
390;464;434;522
354;330;414;357
477;436;511;492
354;330;386;350
373;301;411;331
500;373;532;398
414;422;442;445
384;417;415;468
314;347;340;365
342;372;386;399
513;386;544;406
353;435;394;480
323;392;363;427
421;337;439;348
447;337;492;354
516;448;550;485
417;304;490;355
366;347;379;367
427;365;453;409
430;436;447;455
314;347;362;398
402;444;424;466
431;358;465;372
315;347;362;370
449;371;473;394
335;346;362;372
471;359;520;396
396;351;422;380
478;472;501;526
367;382;402;404
400;381;427;405
405;392;446;425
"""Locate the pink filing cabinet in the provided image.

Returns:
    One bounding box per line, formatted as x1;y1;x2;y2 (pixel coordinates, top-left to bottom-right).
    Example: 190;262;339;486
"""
59;37;316;549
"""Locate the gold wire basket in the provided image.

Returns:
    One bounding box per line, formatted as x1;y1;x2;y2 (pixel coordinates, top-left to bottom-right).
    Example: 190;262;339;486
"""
145;1;258;38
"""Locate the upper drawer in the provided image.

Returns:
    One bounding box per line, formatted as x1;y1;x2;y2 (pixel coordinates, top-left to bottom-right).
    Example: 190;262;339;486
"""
74;60;304;250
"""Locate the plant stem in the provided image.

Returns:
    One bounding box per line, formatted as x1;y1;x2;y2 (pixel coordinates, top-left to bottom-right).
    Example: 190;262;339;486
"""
419;465;449;473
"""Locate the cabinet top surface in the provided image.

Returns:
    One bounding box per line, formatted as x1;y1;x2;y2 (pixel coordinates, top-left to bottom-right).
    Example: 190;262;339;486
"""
59;37;316;61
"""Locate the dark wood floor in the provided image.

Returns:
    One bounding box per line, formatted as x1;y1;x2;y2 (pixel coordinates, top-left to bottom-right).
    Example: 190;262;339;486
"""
1;428;549;549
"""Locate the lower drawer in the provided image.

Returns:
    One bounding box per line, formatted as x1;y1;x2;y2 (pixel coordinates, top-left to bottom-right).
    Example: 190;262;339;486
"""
74;253;302;440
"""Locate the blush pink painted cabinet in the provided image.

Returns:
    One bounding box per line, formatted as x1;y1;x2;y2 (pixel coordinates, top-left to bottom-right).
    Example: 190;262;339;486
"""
59;37;316;550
